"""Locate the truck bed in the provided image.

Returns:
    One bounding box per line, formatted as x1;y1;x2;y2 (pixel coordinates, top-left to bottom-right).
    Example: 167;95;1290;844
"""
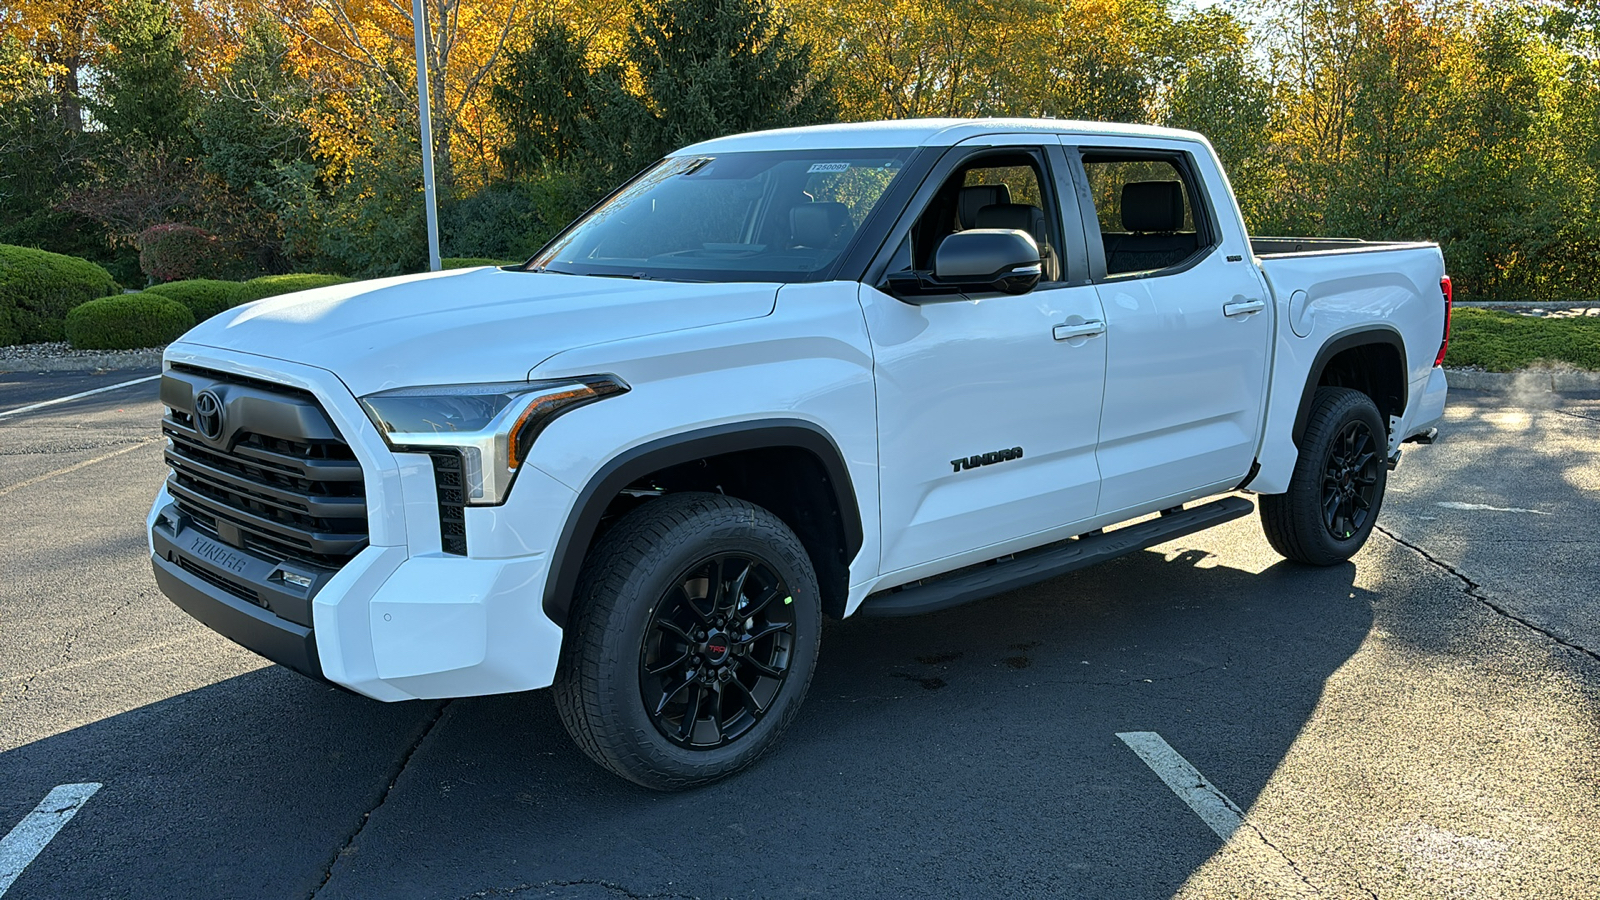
1251;236;1433;258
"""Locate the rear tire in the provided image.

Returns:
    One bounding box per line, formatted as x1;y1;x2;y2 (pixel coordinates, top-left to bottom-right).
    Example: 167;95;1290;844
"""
1260;387;1388;565
553;492;821;790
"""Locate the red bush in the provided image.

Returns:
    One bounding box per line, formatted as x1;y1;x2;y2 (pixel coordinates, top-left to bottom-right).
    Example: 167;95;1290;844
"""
139;224;227;284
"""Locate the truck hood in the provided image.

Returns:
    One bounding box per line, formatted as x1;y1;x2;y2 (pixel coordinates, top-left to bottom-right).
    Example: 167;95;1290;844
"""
177;267;780;396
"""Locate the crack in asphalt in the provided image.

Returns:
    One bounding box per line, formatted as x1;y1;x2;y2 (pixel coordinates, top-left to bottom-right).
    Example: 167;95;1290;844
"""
824;664;1223;703
5;587;144;705
1240;818;1330;896
1375;525;1600;666
457;880;699;899
1551;407;1600;425
307;699;451;900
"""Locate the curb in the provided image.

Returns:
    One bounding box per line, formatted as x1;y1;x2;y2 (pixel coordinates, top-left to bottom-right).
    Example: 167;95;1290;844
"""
1455;301;1597;310
1445;368;1600;393
0;348;165;374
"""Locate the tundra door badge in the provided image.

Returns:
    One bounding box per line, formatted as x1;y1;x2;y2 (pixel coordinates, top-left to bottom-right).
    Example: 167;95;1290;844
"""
951;447;1024;473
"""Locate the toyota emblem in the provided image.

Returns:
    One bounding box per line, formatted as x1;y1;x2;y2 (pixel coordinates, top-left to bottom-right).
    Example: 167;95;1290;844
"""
194;389;224;440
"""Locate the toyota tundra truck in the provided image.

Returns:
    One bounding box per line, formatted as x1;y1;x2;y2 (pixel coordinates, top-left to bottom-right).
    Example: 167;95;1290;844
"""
148;118;1451;789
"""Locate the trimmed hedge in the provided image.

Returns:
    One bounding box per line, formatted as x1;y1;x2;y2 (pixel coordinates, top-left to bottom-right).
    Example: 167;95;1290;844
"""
0;244;121;345
144;279;249;321
1447;308;1600;372
235;273;354;303
65;293;195;350
442;257;517;269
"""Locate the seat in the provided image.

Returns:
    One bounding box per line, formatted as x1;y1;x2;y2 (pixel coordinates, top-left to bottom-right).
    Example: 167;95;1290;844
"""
957;184;1011;229
1103;181;1199;275
973;202;1060;282
789;202;855;250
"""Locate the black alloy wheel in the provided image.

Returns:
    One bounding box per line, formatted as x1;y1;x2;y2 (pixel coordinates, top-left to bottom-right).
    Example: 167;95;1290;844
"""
1320;420;1381;540
554;492;820;790
641;554;795;749
1259;386;1389;565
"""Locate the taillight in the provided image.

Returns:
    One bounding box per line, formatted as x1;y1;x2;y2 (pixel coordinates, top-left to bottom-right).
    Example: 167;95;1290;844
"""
1434;275;1452;367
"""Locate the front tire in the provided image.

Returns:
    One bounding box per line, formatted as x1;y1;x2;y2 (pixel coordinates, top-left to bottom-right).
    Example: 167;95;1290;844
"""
553;492;821;790
1260;387;1388;565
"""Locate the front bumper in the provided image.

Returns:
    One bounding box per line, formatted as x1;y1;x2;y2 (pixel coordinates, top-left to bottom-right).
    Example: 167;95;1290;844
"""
148;345;575;702
152;516;323;681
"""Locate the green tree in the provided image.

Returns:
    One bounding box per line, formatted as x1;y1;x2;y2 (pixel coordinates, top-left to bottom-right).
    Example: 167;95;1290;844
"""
0;36;98;254
492;20;648;178
1414;9;1559;299
195;19;314;273
487;0;836;255
92;0;193;150
628;0;837;156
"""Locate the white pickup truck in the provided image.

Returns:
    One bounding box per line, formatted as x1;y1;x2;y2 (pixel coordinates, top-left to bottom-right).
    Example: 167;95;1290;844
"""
148;118;1450;789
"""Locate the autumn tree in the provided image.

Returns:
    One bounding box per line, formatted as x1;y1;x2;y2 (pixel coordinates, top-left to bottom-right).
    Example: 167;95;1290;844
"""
0;0;107;130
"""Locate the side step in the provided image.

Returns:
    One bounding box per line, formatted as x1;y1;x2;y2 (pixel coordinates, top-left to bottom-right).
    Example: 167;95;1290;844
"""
857;496;1256;618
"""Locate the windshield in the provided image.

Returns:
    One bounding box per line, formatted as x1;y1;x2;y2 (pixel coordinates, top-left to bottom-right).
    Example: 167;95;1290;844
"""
528;149;915;283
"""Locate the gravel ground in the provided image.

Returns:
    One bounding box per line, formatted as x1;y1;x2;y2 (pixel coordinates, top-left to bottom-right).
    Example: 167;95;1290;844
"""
0;342;166;373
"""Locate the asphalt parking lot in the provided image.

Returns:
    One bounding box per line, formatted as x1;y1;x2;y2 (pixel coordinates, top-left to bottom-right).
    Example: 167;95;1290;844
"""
2;370;1597;899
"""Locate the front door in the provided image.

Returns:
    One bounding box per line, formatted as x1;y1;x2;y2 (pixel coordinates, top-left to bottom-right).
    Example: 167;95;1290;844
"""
861;139;1108;577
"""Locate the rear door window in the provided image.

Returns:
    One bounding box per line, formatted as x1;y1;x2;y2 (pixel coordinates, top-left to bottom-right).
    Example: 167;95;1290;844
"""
1079;155;1211;277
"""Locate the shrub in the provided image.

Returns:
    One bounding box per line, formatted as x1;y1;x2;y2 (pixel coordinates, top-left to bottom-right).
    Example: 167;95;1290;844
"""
139;223;233;284
144;279;249;321
442;257;516;269
0;244;121;345
65;292;195;350
235;273;354;303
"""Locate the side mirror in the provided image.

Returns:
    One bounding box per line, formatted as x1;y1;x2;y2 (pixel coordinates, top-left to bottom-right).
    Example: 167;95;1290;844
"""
934;229;1043;295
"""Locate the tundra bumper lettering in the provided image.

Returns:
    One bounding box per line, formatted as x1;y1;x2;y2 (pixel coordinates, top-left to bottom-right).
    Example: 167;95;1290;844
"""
151;503;327;680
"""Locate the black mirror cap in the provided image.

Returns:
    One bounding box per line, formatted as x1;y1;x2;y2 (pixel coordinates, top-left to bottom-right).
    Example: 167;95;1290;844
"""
934;228;1043;295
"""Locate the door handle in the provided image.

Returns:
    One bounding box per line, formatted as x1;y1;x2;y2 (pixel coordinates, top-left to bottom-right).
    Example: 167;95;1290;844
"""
1224;298;1267;317
1053;320;1106;341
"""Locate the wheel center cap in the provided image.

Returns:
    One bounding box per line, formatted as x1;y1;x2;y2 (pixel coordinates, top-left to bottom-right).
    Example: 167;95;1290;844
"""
702;631;732;665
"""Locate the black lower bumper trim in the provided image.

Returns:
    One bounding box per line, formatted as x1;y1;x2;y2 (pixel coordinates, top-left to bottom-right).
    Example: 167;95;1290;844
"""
152;552;325;681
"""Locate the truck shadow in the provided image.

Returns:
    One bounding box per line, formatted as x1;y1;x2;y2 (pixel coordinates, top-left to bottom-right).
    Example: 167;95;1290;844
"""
0;538;1373;899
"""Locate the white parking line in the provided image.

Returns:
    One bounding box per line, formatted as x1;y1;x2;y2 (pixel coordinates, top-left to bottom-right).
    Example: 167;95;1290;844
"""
1435;501;1546;515
1117;731;1245;840
0;374;161;420
0;783;102;896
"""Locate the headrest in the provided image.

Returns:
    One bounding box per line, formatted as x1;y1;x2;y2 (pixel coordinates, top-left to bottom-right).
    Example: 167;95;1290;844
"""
1121;181;1185;233
790;202;851;248
974;203;1044;240
958;184;1011;229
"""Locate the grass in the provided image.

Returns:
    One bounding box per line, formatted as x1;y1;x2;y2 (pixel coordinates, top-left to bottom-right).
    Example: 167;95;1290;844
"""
1444;307;1600;372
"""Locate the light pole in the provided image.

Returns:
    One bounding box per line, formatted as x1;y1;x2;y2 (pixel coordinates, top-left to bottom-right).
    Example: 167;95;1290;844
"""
412;0;442;272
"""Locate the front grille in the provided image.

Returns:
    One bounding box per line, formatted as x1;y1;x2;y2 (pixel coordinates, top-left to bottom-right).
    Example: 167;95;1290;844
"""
161;365;369;569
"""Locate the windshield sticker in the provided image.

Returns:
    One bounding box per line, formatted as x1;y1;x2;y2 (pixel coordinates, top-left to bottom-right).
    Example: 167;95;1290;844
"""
807;162;852;173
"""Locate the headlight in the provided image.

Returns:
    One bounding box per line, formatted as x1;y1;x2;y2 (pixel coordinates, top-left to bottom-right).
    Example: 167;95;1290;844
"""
359;375;627;505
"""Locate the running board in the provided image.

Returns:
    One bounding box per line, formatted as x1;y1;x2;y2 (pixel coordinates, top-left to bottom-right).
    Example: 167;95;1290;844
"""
857;496;1256;618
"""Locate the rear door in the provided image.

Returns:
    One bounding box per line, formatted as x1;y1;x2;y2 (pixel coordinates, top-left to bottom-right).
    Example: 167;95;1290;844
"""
859;136;1108;577
1061;137;1274;515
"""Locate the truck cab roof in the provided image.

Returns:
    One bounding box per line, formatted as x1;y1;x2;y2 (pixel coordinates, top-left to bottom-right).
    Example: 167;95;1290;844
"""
676;118;1212;155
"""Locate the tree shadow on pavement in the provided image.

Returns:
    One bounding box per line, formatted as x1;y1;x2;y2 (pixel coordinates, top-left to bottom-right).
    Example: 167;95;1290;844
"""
0;546;1372;900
